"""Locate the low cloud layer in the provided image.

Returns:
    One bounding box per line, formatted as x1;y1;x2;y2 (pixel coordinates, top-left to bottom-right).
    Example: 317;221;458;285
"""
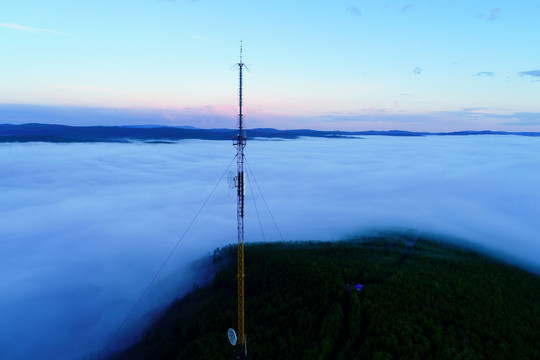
3;104;540;132
1;137;540;358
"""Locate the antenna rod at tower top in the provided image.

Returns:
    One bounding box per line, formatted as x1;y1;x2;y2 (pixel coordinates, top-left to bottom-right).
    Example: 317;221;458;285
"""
237;41;244;134
240;40;243;63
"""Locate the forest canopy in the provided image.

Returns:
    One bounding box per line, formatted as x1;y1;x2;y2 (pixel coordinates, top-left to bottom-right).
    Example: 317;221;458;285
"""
112;235;540;360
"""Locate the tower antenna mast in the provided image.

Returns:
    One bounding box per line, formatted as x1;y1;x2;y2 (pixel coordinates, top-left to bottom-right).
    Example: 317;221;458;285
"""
233;40;247;359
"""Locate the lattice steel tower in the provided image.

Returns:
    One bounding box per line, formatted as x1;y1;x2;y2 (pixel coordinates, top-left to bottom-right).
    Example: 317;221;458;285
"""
233;41;247;359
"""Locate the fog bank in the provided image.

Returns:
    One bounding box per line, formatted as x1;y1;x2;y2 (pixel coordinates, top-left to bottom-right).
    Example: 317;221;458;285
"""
1;136;539;359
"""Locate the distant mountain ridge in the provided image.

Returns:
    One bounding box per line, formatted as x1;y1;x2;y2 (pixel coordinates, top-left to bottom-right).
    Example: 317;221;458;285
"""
1;123;539;143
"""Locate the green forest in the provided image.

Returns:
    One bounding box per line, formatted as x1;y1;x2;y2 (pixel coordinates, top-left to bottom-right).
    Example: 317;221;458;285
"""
112;235;540;360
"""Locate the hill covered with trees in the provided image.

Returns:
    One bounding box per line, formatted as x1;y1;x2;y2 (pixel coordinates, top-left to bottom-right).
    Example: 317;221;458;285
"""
2;123;540;143
111;235;540;360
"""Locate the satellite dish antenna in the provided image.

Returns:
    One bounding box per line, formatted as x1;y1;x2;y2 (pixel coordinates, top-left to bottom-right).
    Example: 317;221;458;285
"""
227;171;236;189
227;328;238;346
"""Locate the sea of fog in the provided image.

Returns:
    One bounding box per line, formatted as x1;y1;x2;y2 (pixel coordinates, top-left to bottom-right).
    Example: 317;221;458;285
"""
1;135;539;359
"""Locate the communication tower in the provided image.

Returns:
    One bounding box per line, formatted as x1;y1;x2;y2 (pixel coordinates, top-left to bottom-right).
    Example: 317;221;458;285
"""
229;41;247;360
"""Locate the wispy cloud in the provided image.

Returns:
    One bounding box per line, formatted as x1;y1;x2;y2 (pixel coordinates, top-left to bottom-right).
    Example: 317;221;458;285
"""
347;5;362;17
519;69;540;77
158;0;200;3
474;71;495;77
315;108;540;130
487;7;501;21
2;104;539;132
497;112;540;125
437;109;540;126
187;34;207;41
52;84;135;94
399;4;414;13
0;104;236;128
461;107;493;112
0;22;68;36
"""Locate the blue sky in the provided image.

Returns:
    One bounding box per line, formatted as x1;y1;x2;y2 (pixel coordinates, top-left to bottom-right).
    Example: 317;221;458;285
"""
1;0;540;131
